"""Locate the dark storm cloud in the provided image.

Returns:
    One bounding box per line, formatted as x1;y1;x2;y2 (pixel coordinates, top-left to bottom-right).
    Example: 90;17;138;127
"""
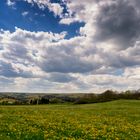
96;0;140;49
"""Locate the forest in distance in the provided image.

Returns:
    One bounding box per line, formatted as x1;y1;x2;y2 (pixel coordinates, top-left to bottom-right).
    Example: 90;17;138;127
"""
0;90;140;105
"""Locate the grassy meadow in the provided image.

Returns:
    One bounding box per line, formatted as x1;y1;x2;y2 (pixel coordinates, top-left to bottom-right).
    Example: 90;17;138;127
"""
0;100;140;140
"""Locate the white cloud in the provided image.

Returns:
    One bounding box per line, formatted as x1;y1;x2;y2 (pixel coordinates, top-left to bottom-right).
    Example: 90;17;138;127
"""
22;11;29;17
1;0;140;92
0;26;140;92
48;3;64;17
7;0;15;6
24;0;64;16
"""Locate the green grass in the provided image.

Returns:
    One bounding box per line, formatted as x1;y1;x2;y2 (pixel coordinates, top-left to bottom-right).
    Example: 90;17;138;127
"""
0;100;140;140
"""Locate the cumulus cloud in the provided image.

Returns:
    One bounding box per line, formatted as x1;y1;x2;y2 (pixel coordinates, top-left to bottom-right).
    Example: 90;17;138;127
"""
62;0;140;49
39;39;96;73
95;0;140;49
0;26;140;92
0;59;38;79
1;0;140;92
0;27;67;79
23;0;64;16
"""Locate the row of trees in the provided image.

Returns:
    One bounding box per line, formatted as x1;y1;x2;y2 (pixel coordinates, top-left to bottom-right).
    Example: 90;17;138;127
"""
74;90;140;104
28;90;140;105
0;90;140;105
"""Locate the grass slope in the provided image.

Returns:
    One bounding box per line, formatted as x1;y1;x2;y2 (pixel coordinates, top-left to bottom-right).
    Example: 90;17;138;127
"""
0;100;140;140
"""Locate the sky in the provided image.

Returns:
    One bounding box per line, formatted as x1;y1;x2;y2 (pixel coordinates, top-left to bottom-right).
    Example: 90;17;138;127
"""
0;0;140;93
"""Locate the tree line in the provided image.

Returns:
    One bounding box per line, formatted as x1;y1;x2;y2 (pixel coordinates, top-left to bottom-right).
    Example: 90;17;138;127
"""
0;90;140;105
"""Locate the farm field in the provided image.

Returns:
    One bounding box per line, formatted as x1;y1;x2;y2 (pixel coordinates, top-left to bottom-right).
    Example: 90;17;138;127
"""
0;100;140;140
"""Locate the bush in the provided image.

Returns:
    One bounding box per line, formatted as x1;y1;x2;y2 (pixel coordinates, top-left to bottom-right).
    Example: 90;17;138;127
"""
97;90;118;102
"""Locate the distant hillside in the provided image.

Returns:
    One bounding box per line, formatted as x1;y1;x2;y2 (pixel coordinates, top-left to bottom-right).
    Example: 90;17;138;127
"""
0;90;140;105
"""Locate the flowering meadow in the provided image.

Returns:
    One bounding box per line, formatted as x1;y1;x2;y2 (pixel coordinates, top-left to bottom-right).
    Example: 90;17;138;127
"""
0;100;140;140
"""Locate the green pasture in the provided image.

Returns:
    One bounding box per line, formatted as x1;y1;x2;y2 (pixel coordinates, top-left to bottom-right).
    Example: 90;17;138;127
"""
0;100;140;140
